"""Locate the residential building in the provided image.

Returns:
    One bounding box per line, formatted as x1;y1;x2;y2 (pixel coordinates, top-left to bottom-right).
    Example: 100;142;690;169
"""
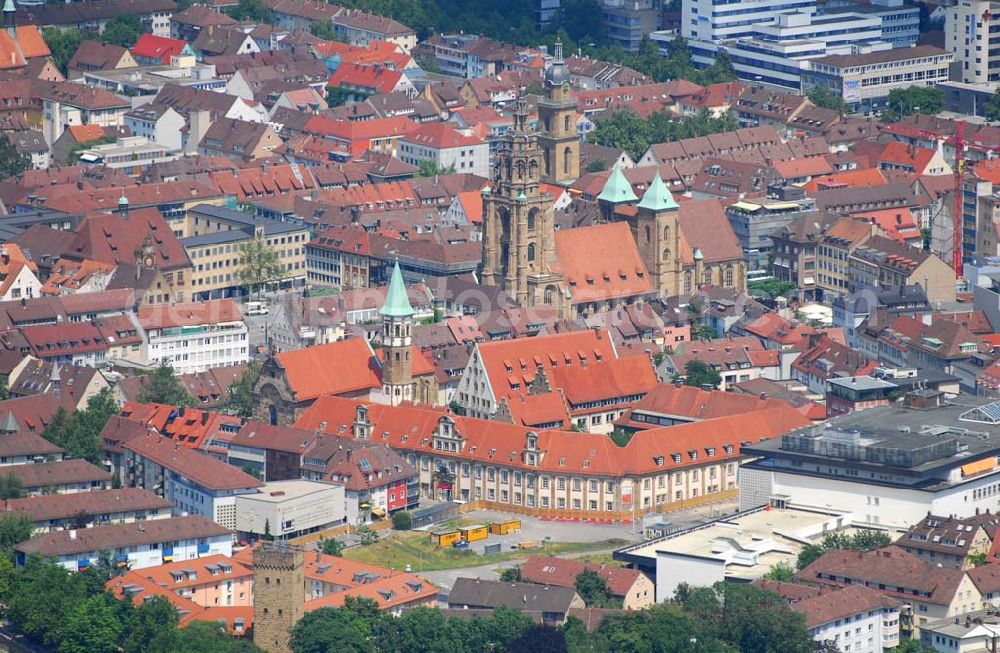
760;582;903;653
920;610;1000;652
137;299;249;374
14;516;233;571
197;117;281;161
5;459;111;495
16;0;175;36
520;555;655;609
130;33;194;65
41;81;130;146
849;235;956;304
817;217;876;301
4;488;173;532
234;479;345;540
109;553;252;607
448;579;584;625
170;6;237;42
396;123;489;178
318;443;419;524
124;104;185;152
333;9;416;52
76;136;180;172
67;40;136;80
896;512;1000;569
121;431;264;529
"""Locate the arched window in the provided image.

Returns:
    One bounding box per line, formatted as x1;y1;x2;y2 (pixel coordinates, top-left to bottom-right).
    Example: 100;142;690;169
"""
663;248;671;262
395;352;400;362
529;158;539;179
516;160;526;180
563;114;571;132
663;225;670;241
563;147;572;174
544;285;557;304
527;209;537;230
704;268;713;285
644;225;651;243
684;271;693;295
527;243;536;262
725;265;734;287
543;149;551;177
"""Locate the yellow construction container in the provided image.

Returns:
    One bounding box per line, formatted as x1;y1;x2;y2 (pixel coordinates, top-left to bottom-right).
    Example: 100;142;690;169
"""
459;525;489;542
430;530;461;547
490;520;521;535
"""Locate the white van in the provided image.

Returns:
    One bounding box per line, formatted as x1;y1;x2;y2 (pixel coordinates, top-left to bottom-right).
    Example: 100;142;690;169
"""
245;300;269;316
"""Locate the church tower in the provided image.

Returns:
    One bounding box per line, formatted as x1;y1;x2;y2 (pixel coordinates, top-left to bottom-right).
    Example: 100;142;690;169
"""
632;172;682;296
538;41;579;185
379;260;415;406
480;98;563;308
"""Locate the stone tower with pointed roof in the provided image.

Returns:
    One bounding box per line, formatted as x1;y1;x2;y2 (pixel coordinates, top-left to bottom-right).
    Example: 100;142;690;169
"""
480;97;565;312
538;41;579;185
630;172;684;296
378;260;415;406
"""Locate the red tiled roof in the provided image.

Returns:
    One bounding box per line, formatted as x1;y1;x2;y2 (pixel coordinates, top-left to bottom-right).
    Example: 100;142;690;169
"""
554;222;654;304
399;122;483;149
328;62;403;95
131;34;190;63
274;338;381;401
520;555;647;596
122;432;264;491
138;299;243;330
803;168;887;192
5;458;111;488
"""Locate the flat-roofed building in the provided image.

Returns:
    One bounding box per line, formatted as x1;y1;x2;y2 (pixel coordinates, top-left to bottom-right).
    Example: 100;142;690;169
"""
739;393;1000;528
804;46;953;114
234;479;345;539
137;299;249;374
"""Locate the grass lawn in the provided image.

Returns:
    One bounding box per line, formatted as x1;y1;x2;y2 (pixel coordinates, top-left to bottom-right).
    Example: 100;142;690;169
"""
343;531;629;572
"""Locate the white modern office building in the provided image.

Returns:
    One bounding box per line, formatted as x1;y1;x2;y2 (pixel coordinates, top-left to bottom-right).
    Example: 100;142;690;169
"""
947;0;1000;84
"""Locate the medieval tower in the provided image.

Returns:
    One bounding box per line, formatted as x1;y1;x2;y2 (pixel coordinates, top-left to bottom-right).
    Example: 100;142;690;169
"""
378;260;415;406
252;542;305;653
537;41;579;185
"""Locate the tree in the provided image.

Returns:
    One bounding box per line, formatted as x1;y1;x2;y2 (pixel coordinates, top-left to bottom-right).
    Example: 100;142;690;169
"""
0;472;23;500
417;160;457;177
122;596;178;653
357;524;380;545
42;388;119;463
101;14;144;48
0;513;35;552
575;568;619;608
150;620;262;652
551;0;606;44
968;551;989;567
807;85;848;113
59;593;125;653
889;641;938;653
42;28;95;74
748;278;797;298
764;561;795;582
508;625;567;653
985;87;1000;122
262;519;274;541
391;510;412;530
319;537;345;557
499;566;522;582
227;362;260;418
238;236;283;300
882;86;943;122
0;135;30;178
609;428;633;447
138;361;194;407
327;85;361;107
683;359;722;389
585;159;608;173
6;556;92;645
225;0;272;22
797;530;891;570
290;607;373;653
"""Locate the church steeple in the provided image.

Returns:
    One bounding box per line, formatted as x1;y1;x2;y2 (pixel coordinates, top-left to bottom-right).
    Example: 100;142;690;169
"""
3;0;15;38
118;187;130;220
538;39;579;185
479;92;564;310
378;260;415;406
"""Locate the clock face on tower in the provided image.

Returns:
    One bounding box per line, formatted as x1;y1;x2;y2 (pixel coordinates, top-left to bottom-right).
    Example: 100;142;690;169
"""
142;254;155;268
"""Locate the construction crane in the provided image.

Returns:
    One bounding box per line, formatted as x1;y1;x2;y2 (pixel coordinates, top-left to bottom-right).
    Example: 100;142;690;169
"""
954;119;966;279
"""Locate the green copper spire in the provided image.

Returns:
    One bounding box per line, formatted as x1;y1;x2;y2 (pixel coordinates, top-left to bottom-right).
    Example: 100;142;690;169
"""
380;260;414;318
2;0;14;15
637;171;679;212
118;188;129;207
597;166;637;204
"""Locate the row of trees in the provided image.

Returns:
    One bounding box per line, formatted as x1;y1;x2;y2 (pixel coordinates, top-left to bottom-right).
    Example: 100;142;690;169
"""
588;107;739;160
5;555;260;653
290;582;821;653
